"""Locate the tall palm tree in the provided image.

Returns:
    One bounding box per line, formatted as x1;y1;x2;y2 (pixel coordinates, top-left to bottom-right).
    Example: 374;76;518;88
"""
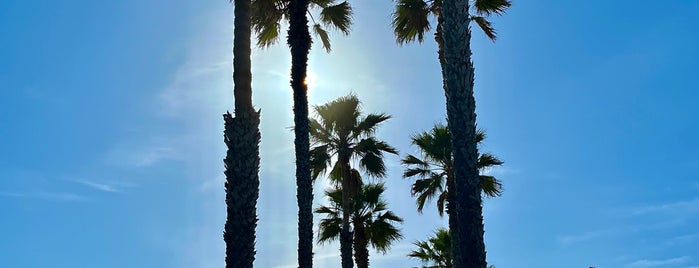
223;1;261;267
402;124;504;216
392;1;511;267
316;181;404;268
251;1;352;267
310;95;398;268
409;229;496;268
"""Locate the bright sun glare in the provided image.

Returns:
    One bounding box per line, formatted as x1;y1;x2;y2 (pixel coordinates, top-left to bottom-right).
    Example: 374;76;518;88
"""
304;71;317;88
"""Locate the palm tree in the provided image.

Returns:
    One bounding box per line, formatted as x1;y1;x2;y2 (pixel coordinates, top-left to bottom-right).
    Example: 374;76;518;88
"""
392;1;511;267
402;124;504;216
251;1;353;267
409;228;452;268
316;181;404;268
310;95;398;268
409;228;497;268
223;1;261;267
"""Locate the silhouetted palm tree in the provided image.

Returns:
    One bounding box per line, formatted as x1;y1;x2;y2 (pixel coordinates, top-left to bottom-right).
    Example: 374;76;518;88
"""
316;181;404;268
409;228;453;268
409;228;497;268
223;1;261;267
393;1;511;267
251;1;353;267
310;95;398;267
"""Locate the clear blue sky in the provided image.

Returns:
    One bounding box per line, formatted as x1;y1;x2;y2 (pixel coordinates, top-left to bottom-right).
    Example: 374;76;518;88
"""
1;0;698;267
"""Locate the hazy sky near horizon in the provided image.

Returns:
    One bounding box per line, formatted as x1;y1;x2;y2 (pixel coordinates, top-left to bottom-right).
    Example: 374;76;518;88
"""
1;0;699;267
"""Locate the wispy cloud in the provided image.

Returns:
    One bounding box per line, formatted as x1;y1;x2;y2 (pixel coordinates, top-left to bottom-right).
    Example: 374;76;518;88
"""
70;179;133;193
0;191;85;201
632;198;699;215
664;233;699;247
105;144;181;167
558;229;612;245
627;256;691;267
558;220;683;246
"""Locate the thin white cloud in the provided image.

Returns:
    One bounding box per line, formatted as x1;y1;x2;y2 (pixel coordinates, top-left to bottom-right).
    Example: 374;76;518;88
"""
558;220;683;246
105;143;181;168
664;233;699;246
627;256;691;267
632;198;699;215
0;191;85;201
71;179;132;193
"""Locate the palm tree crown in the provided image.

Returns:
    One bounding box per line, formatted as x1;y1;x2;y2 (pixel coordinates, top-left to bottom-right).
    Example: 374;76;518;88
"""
310;94;399;184
409;228;453;268
392;0;511;44
316;181;404;267
409;228;496;268
402;124;504;215
252;0;353;52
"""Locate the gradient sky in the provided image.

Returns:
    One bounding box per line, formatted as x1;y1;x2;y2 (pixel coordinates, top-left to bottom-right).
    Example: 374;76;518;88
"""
1;0;698;267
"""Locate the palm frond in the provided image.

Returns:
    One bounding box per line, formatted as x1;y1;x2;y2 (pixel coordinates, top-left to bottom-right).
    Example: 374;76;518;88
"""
366;211;404;253
480;175;503;197
354;113;392;138
392;0;432;44
477;153;504;169
317;216;343;244
251;0;285;47
436;190;448;216
471;16;497;41
403;167;432;178
310;145;332;180
401;154;430;168
472;0;512;16
320;1;353;35
313;24;332;52
309;0;334;8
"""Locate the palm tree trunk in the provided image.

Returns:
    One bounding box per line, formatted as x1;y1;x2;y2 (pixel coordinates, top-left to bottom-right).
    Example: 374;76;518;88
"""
352;218;369;268
223;1;260;267
435;13;464;268
445;174;459;268
441;0;487;267
339;154;354;268
287;0;313;267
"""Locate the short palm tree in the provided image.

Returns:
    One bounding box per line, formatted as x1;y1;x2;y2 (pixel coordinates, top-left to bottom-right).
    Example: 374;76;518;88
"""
316;181;404;268
409;228;452;268
393;1;511;267
409;228;497;268
223;1;261;267
310;94;398;267
251;1;353;267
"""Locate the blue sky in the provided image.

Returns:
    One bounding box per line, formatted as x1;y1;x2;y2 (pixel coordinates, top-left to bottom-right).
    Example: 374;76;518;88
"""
1;0;698;267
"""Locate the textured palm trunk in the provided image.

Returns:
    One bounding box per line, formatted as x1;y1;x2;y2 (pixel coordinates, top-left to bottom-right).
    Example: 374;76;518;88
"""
223;1;260;267
441;0;487;267
339;152;354;268
435;13;463;268
445;174;459;268
287;0;314;267
352;218;369;268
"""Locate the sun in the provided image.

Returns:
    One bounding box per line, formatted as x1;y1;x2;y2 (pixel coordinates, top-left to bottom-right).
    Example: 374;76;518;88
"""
304;71;317;88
